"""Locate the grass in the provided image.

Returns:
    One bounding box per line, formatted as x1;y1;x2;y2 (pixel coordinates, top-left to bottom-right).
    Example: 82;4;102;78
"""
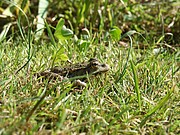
0;0;180;134
0;34;179;134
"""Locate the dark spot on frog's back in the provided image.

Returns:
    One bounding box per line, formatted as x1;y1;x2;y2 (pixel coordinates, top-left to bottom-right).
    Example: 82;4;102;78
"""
50;66;63;73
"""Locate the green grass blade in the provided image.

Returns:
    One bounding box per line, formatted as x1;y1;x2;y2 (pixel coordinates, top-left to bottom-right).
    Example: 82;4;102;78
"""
140;87;174;127
44;19;56;46
116;34;133;82
130;60;141;110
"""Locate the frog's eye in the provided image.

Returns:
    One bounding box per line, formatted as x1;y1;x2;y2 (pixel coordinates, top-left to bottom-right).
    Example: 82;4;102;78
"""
90;61;100;68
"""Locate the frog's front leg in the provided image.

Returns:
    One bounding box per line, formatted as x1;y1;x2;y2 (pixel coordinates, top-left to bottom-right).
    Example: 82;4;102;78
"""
73;80;87;87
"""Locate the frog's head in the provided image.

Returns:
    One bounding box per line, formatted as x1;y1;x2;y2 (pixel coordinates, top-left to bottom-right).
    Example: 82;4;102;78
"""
87;58;110;74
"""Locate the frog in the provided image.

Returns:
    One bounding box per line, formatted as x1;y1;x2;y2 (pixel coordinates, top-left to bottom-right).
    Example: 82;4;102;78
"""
36;58;109;87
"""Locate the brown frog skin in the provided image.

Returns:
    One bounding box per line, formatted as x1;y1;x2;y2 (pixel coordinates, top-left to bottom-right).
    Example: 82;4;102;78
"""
36;58;109;86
